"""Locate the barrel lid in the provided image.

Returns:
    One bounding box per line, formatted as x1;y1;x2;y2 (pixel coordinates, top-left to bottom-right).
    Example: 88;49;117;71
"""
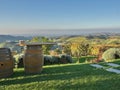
26;43;56;46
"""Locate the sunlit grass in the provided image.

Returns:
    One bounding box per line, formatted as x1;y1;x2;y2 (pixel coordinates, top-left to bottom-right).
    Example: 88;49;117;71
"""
0;62;120;90
72;56;96;63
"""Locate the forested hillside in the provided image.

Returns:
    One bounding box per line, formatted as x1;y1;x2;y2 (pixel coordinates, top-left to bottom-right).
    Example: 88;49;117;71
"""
0;35;31;42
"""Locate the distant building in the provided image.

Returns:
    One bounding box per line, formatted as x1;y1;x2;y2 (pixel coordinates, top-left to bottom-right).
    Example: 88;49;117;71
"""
19;40;26;46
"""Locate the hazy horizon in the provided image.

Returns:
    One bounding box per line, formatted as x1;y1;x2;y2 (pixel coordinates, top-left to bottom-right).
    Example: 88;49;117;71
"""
0;28;119;37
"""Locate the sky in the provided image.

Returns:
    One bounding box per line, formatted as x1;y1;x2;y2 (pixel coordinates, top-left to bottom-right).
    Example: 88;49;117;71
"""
0;0;120;35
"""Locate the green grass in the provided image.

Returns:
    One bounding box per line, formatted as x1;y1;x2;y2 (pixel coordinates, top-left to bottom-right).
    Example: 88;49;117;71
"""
80;56;97;63
0;63;120;90
99;59;120;69
108;59;120;70
111;59;120;64
113;66;120;70
72;56;96;63
72;57;78;63
99;62;112;69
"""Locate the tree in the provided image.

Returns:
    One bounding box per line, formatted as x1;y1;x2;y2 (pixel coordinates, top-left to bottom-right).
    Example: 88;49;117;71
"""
31;37;41;42
70;40;91;63
31;36;53;54
62;42;72;55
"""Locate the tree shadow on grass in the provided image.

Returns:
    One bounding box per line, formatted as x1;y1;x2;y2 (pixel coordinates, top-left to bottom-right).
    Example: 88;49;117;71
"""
0;64;117;86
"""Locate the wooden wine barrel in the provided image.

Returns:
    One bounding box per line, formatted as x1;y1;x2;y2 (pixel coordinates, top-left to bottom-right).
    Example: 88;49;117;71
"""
24;44;44;74
0;48;14;78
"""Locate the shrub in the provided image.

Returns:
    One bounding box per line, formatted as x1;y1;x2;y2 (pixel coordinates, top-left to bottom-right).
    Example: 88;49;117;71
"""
44;55;60;65
13;54;24;68
44;55;53;65
59;54;73;63
66;55;73;63
102;48;120;62
59;54;67;64
14;54;73;66
44;54;73;65
52;56;60;64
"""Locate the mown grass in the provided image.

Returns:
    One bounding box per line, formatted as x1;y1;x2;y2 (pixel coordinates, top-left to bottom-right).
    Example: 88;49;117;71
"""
72;56;96;63
111;59;120;64
113;66;120;70
0;63;120;90
108;59;120;70
98;59;120;69
99;62;112;69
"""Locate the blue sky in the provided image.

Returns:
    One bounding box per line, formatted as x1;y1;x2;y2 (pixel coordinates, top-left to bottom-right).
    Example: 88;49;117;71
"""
0;0;120;35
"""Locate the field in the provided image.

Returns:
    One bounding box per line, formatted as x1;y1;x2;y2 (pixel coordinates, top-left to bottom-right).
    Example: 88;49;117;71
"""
0;60;120;90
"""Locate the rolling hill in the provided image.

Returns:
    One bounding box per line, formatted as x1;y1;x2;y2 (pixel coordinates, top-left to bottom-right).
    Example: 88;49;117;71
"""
0;35;31;42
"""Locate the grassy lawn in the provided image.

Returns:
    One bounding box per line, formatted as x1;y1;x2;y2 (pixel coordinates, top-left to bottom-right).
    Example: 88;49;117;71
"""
99;62;112;69
99;59;120;69
111;59;120;64
0;63;120;90
72;56;96;63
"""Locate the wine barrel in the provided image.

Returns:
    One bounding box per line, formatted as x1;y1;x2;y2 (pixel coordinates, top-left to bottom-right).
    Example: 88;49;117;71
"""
24;44;44;74
0;48;14;78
